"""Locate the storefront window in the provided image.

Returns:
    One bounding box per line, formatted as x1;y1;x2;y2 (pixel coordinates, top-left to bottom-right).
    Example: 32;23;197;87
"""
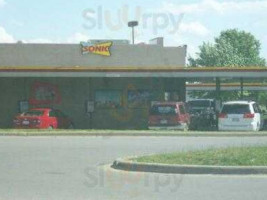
127;90;156;108
95;90;122;109
165;91;181;101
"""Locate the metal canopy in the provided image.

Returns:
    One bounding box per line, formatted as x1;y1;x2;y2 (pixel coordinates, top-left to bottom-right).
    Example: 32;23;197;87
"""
0;67;267;78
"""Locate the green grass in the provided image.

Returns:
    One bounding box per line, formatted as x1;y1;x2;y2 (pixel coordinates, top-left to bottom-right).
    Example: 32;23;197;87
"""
1;129;267;136
0;129;199;136
134;146;267;166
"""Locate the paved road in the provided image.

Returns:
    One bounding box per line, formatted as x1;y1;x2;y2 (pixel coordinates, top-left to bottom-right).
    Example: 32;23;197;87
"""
1;136;267;200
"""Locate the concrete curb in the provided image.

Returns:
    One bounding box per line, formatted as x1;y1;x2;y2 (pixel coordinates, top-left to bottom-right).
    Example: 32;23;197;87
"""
112;158;267;175
2;131;267;137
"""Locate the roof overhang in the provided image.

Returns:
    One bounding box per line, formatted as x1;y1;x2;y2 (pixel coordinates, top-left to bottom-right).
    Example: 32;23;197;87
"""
1;67;267;78
187;83;267;91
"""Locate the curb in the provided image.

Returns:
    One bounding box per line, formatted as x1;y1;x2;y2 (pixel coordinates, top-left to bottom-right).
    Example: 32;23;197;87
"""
2;132;267;137
112;158;267;175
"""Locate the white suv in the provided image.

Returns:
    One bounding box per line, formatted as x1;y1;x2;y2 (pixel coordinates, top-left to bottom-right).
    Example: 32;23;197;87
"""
218;101;263;131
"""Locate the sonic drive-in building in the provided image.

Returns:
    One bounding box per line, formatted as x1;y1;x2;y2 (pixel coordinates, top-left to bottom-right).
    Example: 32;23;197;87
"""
0;38;187;129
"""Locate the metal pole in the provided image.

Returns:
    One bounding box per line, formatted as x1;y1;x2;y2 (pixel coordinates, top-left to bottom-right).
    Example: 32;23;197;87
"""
132;27;135;44
215;77;221;101
240;77;244;100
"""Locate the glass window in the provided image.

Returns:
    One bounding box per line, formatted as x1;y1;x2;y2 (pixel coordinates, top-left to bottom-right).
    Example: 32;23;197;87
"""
95;90;122;108
127;90;152;108
188;100;211;107
23;110;44;116
150;105;176;115
49;110;57;117
164;91;180;101
221;104;250;114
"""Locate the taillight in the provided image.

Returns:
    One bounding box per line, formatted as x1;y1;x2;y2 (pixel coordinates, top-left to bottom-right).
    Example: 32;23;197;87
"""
243;113;255;118
219;113;227;118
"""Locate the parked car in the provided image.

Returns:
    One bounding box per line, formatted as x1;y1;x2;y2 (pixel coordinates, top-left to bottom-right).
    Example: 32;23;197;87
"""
187;99;217;130
13;108;74;129
148;102;190;130
218;101;263;131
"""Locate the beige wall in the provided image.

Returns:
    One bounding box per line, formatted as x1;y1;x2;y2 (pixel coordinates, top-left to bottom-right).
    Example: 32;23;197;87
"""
0;43;187;68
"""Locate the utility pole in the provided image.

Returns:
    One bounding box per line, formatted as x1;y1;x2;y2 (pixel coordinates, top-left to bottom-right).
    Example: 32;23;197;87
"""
128;21;138;45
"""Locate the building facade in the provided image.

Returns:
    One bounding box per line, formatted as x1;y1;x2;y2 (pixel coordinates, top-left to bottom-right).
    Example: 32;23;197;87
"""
0;38;187;129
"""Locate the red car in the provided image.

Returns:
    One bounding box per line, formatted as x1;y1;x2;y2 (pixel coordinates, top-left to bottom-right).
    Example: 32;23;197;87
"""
13;108;74;129
148;102;190;130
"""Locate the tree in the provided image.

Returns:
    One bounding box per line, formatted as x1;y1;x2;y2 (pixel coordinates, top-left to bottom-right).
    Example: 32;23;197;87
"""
189;29;266;67
188;29;266;101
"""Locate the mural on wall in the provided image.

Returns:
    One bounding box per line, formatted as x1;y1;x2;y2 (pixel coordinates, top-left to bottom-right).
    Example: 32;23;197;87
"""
127;90;153;108
29;82;62;105
95;90;122;108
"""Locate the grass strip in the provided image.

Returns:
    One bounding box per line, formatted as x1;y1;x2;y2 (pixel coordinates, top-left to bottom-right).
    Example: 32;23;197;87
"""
134;146;267;166
1;129;267;136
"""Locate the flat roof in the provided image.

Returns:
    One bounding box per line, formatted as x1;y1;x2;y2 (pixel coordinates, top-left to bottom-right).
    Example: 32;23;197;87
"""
0;43;186;68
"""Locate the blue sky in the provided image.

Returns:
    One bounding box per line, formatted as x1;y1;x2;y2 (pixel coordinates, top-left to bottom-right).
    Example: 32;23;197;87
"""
0;0;266;59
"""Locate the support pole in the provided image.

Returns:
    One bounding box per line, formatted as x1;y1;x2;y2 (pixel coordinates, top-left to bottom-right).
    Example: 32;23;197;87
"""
240;77;244;100
215;77;221;113
215;77;221;101
132;27;135;45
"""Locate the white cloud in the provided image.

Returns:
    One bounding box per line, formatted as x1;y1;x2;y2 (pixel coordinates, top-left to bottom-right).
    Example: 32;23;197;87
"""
163;0;267;15
0;0;6;7
185;44;199;59
0;26;16;43
179;22;210;37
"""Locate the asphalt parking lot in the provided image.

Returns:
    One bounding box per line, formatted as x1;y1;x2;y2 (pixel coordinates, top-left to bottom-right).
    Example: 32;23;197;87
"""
1;135;267;200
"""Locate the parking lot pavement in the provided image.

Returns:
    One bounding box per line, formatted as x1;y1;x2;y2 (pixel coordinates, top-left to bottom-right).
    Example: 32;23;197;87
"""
1;136;267;200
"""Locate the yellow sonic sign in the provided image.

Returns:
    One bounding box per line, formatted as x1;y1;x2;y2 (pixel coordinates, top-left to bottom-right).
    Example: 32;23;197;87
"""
81;41;112;57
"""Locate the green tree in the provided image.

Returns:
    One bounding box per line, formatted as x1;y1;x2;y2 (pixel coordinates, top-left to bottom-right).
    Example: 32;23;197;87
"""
188;29;266;101
189;29;266;67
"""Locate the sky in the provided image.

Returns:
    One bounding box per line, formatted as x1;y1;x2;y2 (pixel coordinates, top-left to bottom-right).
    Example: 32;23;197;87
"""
0;0;266;59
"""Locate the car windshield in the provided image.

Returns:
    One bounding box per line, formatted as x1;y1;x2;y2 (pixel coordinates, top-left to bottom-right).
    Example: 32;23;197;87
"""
150;105;177;115
188;100;211;108
23;110;44;116
221;104;250;114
